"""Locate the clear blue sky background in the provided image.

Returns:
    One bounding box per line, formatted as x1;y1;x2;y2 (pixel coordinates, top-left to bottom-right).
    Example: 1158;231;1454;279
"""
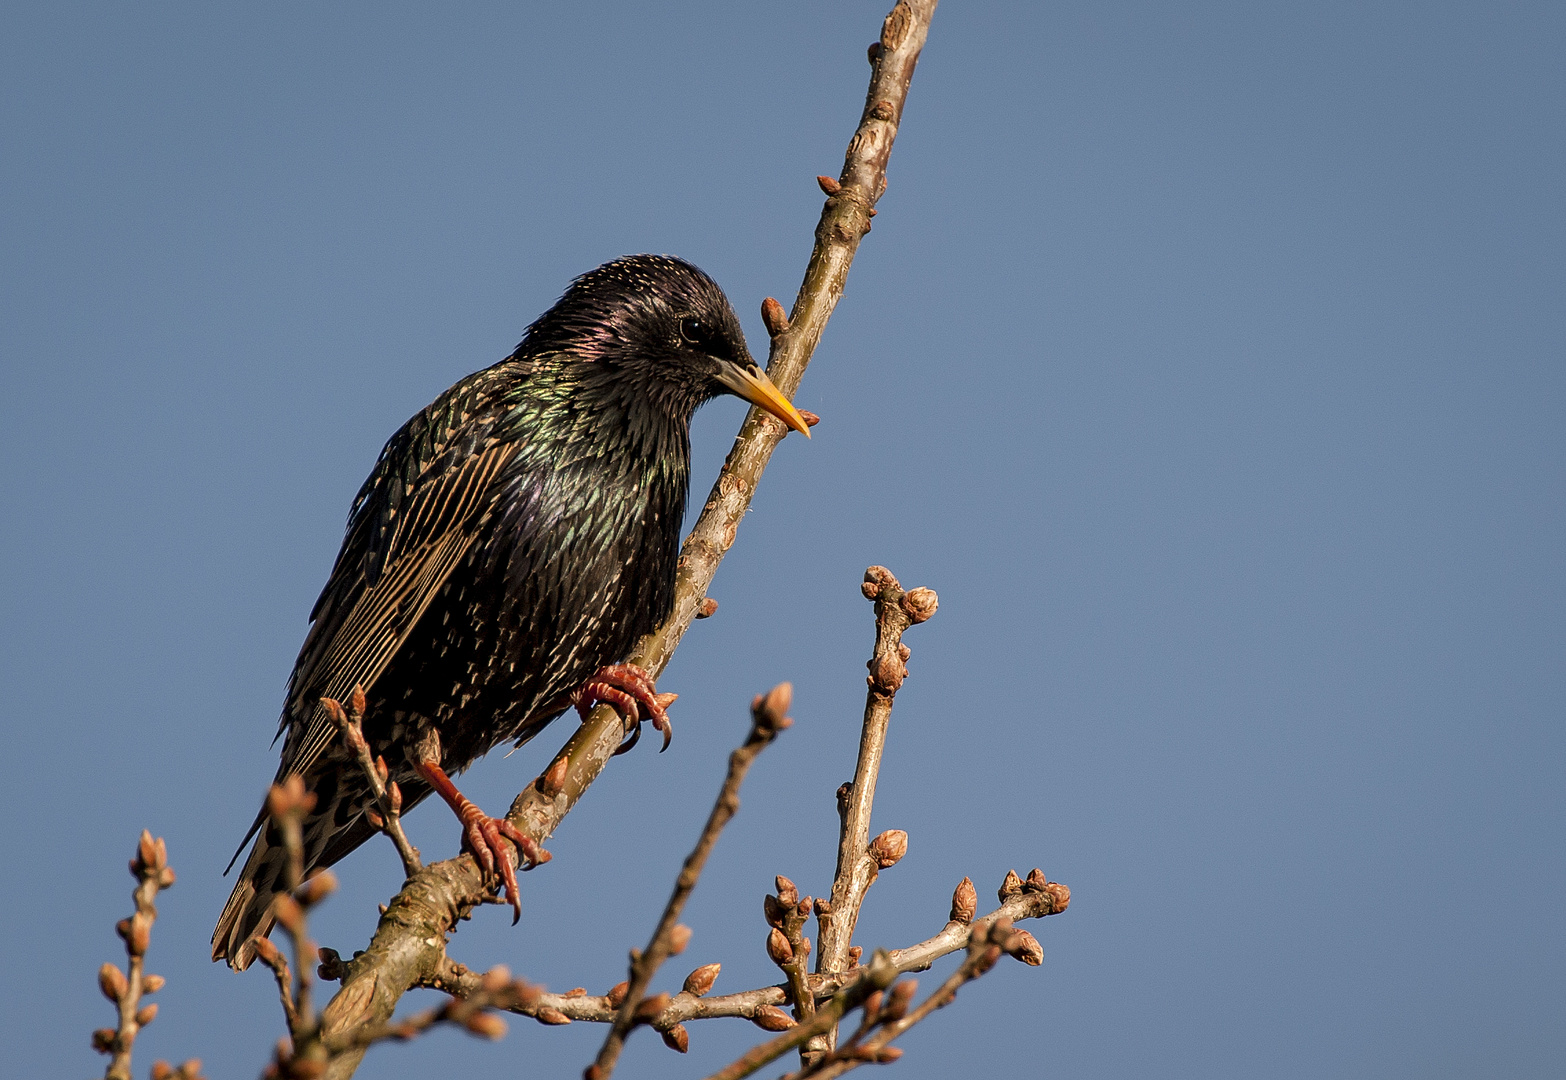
2;3;1562;1077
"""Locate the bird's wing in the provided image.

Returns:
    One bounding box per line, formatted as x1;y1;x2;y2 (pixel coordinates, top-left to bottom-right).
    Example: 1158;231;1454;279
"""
274;417;520;783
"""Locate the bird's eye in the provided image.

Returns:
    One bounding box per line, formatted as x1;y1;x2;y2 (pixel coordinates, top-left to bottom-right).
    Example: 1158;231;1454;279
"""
679;317;705;345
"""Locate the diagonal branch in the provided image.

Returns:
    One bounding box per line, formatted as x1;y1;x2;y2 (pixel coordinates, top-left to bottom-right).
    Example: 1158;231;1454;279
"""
311;6;937;1075
589;685;794;1079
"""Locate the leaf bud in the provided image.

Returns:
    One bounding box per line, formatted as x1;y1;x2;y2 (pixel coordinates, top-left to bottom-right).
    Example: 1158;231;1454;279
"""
535;1007;571;1025
760;296;790;337
271;894;304;934
252;937;282;966
606;979;629;1007
1005;928;1044;966
998;869;1023;900
465;1012;508;1039
633;992;672;1023
877;1047;905;1063
135;1002;159;1026
142;973;166;994
870;830;908;869
298;869;338;906
668;923;692;956
901;587;939;624
763;893;787;928
774;875;799;907
950;876;977;924
479;965;512;993
752;1005;796;1031
348;684;367;717
683;962;720;996
1024;868;1049;892
766;927;794;966
152;1062;175;1080
91;1028;117;1054
98;962;127;1002
661;1023;690;1053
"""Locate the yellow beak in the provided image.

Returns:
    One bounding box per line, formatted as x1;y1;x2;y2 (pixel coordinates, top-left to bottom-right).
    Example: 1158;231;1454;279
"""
717;363;812;438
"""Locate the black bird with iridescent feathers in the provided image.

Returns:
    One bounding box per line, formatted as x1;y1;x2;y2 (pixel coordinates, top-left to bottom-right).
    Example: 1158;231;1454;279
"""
214;255;809;969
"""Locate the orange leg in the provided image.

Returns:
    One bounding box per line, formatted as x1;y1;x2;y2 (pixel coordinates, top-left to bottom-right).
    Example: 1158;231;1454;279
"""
412;759;548;923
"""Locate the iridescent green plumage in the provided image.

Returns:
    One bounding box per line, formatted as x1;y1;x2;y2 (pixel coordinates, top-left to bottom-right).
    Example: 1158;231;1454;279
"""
215;255;788;968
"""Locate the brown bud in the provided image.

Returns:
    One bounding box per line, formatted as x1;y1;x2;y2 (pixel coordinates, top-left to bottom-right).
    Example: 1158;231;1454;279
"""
128;914;152;956
634;992;673;1022
760;296;789;337
880;979;917;1022
138;830;165;873
317;947;344;982
1043;881;1072;912
862;990;885;1022
799;409;820;428
374;755;389;784
152;1062;175;1080
774;875;798;907
1005;928;1044;966
136;1002;159;1026
252;937;282;967
661;1023;690;1053
606;981;629;1007
763;893;787;928
870;829;908;869
365;808;384;830
766;927;794;966
271;894;304;934
683;962;720;997
815;898;833;917
142;973;166;994
867;41;882;64
386;780;402;813
817;174;842;196
950;877;977;924
837;782;853;815
752;1005;796;1031
91;1028;117;1054
479;965;512;993
754;684;792;730
668;923;692;956
877;1047;905;1063
901;586;938;624
1024;868;1048;892
177;1060;204;1080
797;897;814;917
98;962;128;1002
999;869;1023;900
348;684;367;718
848;945;863;965
564;987;587;998
157;866;177;888
535;1007;572;1026
298;869;338;905
695;597;719;619
868;651;907;693
465;1011;507;1039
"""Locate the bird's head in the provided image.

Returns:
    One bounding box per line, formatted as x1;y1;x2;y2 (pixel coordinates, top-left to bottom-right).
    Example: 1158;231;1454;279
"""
517;254;810;437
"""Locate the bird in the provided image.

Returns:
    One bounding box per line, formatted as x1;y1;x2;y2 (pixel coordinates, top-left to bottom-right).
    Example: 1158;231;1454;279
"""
213;254;810;969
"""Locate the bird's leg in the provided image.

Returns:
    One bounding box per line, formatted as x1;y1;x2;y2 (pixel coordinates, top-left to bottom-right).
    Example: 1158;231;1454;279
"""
410;757;547;924
570;663;679;752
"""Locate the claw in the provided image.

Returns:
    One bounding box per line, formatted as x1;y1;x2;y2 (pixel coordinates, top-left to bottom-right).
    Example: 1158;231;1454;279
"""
413;759;549;924
573;664;677;753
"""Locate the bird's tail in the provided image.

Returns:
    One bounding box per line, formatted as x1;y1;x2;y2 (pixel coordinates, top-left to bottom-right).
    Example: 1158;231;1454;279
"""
212;778;383;970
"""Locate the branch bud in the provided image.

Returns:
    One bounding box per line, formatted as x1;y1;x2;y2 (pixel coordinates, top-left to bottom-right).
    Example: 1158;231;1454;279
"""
252;937;282;967
633;992;673;1023
465;1012;507;1039
817;174;842;196
661;1023;690;1053
479;965;512;993
901;587;938;624
683;962;720;997
142;973;166;994
848;945;863;965
1005;928;1044;966
606;981;629;1007
870;830;908;869
752;1005;796;1031
297;869;338;906
1043;881;1071;912
880;979;917;1022
950;877;977;923
753;684;793;731
763;893;787;929
539;755;569;797
152;1062;175;1080
135;1003;159;1026
1024;868;1048;892
92;1028;117;1054
998;869;1023;900
877;1047;905;1063
98;962;128;1002
348;683;366;718
760;296;790;337
535;1007;571;1026
767;927;794;966
695;597;719;618
271;895;304;934
774;875;799;907
668;923;692;956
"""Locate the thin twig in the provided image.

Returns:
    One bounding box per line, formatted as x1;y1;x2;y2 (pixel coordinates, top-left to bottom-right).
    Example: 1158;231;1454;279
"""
323;686;422;877
92;831;178;1080
808;566;936;1060
589;684;794;1079
312;3;937;1073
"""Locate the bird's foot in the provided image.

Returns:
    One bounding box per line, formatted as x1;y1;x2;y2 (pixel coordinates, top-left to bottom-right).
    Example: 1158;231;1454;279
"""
571;663;678;753
413;760;549;924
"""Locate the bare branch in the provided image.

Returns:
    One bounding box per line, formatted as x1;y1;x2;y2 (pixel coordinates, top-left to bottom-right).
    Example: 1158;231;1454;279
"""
588;684;793;1079
323;687;422;877
310;2;938;1074
92;831;178;1080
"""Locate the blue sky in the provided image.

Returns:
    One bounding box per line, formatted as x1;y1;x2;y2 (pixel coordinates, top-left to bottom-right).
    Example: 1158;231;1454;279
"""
2;3;1562;1077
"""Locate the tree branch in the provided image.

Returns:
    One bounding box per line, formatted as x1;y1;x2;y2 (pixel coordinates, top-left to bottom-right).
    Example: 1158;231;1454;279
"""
310;3;938;1075
92;831;180;1080
588;684;794;1079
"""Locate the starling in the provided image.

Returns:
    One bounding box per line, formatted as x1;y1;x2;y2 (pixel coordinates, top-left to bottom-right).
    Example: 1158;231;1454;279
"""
213;255;809;969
